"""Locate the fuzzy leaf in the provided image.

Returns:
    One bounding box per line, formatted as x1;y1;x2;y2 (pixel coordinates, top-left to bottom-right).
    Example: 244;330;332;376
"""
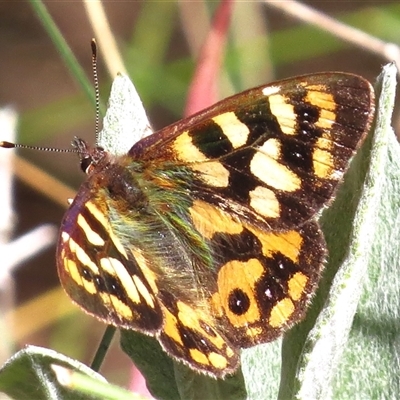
0;345;106;400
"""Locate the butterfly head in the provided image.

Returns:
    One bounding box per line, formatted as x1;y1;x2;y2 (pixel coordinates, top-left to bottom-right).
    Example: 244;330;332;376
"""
72;137;109;175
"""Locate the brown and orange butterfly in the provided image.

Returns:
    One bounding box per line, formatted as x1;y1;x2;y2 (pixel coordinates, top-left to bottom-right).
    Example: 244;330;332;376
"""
27;73;378;378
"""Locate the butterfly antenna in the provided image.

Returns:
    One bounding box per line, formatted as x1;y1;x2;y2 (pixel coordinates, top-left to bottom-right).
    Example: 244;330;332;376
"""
91;39;100;144
0;141;79;153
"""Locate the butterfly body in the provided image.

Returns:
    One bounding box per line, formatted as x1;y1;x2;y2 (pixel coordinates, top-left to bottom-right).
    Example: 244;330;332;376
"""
57;73;374;378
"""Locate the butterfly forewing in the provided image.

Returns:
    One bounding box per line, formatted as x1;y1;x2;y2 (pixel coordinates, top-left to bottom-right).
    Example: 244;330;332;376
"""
57;177;164;333
131;73;374;230
56;72;375;379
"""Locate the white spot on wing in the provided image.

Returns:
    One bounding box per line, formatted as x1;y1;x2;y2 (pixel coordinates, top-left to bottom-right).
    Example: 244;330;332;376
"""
262;86;281;96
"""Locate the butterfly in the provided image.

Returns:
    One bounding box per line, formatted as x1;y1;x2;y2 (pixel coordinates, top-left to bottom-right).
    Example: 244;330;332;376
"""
55;72;374;378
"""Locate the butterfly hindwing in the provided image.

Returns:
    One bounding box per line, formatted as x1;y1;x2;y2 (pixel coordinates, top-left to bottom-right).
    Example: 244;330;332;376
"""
158;292;240;377
188;200;326;348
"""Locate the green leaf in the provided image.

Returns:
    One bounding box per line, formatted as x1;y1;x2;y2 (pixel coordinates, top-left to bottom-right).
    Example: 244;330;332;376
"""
173;363;246;400
98;74;153;156
0;345;106;400
241;340;282;398
0;345;145;400
120;331;178;400
331;64;400;398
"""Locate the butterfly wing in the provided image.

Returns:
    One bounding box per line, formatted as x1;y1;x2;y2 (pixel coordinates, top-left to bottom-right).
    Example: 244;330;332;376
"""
57;177;164;333
187;200;326;348
57;72;374;378
131;73;374;230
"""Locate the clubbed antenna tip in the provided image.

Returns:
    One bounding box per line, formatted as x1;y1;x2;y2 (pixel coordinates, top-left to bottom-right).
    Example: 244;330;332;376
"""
91;38;97;57
0;141;16;148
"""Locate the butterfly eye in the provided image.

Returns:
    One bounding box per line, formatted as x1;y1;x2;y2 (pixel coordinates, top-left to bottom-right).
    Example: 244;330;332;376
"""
80;156;94;174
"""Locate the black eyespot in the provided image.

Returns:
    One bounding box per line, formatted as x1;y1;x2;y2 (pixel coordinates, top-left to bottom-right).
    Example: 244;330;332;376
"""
81;267;91;281
228;289;250;315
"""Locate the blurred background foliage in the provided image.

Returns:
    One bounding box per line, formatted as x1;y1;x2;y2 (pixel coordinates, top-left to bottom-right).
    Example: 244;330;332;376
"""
0;0;398;392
